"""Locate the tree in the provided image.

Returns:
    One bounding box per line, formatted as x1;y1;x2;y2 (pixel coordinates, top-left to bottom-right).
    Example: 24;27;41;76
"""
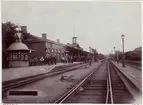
92;48;98;57
2;21;17;49
2;21;18;68
97;53;105;60
117;47;141;61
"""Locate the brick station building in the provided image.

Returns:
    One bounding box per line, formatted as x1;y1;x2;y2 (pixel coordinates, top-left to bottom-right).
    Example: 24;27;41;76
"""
22;26;92;64
24;33;66;63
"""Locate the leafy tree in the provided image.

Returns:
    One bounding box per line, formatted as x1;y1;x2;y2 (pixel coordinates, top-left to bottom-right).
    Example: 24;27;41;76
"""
97;53;105;60
2;21;17;49
2;21;17;68
92;48;98;57
117;47;141;61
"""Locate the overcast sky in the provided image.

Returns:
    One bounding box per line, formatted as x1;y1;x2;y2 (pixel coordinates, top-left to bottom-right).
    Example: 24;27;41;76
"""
2;1;141;54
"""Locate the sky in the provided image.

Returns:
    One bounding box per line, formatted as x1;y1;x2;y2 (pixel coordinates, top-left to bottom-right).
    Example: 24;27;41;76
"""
2;1;142;54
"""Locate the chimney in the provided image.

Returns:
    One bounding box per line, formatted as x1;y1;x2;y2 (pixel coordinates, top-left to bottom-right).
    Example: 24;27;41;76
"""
42;33;47;40
72;37;77;44
56;39;60;43
21;26;27;33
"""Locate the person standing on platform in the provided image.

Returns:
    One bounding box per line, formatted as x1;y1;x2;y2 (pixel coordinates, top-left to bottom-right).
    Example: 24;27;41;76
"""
71;56;73;63
40;56;44;65
44;56;48;65
54;57;57;64
34;56;38;65
62;56;65;63
47;57;50;65
89;56;92;66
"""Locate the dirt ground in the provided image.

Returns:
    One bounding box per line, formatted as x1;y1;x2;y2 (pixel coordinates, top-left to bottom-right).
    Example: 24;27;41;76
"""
3;62;101;103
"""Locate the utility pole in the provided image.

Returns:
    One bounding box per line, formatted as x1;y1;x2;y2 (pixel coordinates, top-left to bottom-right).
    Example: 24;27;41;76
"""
113;47;116;61
121;34;125;67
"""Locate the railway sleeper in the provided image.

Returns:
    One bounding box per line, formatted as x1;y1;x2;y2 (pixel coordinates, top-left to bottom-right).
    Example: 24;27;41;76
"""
76;91;106;95
85;85;107;87
113;95;133;103
112;86;126;90
83;87;106;90
64;95;106;103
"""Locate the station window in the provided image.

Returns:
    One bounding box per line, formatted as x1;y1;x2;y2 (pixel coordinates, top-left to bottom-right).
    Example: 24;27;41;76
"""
47;48;49;52
21;53;24;60
18;52;21;60
56;49;58;53
13;53;16;60
51;49;54;53
9;53;13;60
25;54;28;60
49;48;51;52
58;50;60;53
8;52;29;61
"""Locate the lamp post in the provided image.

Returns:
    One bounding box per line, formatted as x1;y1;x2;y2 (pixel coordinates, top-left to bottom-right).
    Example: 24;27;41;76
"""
111;50;113;60
113;47;116;61
121;34;125;67
116;50;119;63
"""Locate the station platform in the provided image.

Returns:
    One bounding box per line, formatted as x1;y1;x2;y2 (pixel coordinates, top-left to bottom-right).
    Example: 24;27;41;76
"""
2;62;82;82
111;61;142;91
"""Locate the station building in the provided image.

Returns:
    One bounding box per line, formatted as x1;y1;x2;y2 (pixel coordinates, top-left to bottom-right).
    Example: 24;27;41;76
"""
22;26;91;63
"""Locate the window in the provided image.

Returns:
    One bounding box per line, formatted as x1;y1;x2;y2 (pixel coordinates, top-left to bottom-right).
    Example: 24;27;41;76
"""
18;52;21;60
58;50;61;53
8;52;29;61
13;53;16;60
51;49;54;53
47;48;50;52
21;53;24;60
25;54;28;60
56;49;58;53
9;54;13;60
48;48;51;52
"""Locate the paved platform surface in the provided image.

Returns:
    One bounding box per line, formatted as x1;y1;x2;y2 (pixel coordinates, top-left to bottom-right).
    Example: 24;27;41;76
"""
2;62;81;82
111;61;142;91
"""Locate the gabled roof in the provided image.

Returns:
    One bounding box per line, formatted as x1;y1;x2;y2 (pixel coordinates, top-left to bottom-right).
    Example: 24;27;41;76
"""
23;34;44;43
24;34;66;47
23;34;90;54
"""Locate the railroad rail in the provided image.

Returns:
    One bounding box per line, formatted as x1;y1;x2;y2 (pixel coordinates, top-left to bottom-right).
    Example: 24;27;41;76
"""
2;63;88;98
109;61;141;102
54;60;107;103
109;61;134;103
55;60;135;104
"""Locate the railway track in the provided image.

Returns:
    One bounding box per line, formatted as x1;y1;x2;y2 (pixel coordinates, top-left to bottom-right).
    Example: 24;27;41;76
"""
109;62;134;103
55;60;135;103
2;63;88;98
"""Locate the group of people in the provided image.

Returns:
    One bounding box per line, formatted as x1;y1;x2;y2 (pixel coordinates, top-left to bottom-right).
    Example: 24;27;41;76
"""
29;55;98;66
29;56;57;66
39;56;57;65
61;56;73;63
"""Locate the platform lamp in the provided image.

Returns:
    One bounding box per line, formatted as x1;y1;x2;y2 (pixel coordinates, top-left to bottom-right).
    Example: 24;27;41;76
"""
121;34;125;67
113;47;116;61
111;50;113;60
